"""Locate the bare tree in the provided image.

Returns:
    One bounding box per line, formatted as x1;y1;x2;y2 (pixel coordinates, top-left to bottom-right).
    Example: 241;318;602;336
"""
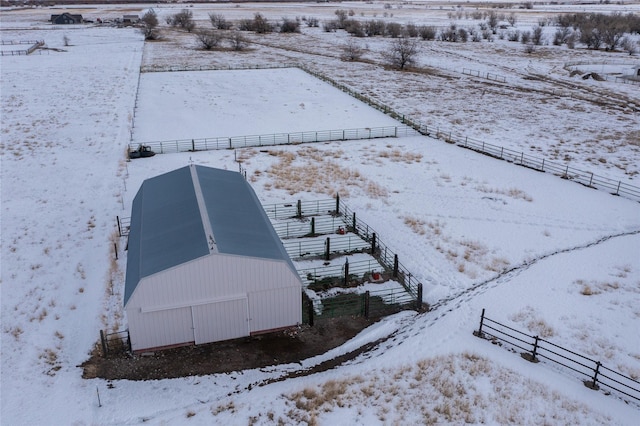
139;9;159;40
252;13;273;34
418;25;437;40
531;25;544;45
487;10;499;33
227;31;248;51
195;30;222;50
383;37;420;70
209;13;232;30
507;13;517;27
341;38;364;61
334;9;348;28
170;9;196;32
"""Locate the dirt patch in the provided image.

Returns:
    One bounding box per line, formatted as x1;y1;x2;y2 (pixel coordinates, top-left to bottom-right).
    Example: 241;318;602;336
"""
81;316;375;381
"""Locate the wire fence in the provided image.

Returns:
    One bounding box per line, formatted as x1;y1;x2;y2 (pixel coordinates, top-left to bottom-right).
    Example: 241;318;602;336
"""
475;309;640;405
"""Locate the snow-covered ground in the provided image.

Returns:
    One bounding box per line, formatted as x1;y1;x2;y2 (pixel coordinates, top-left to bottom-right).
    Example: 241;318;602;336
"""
1;3;640;425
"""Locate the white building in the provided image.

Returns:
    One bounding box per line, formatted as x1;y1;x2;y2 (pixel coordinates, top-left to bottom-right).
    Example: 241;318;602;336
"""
124;165;302;352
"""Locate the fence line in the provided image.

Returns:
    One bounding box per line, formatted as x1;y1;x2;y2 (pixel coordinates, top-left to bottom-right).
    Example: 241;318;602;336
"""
131;125;418;154
0;40;44;56
130;65;640;203
462;68;507;83
475;309;640;405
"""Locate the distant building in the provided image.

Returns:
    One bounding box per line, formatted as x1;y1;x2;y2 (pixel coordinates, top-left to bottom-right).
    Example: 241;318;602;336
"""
124;165;302;352
51;13;83;25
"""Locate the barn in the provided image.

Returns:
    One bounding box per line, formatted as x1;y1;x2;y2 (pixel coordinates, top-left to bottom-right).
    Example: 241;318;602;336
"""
124;165;302;352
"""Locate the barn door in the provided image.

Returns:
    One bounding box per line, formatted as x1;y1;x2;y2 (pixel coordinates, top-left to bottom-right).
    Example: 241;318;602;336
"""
191;298;249;345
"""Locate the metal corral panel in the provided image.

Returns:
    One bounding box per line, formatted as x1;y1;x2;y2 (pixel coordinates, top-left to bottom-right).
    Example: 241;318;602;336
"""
193;298;249;344
248;287;302;333
128;306;193;352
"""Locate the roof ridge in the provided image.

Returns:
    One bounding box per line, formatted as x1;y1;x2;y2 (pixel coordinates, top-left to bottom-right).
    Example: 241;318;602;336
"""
190;165;218;254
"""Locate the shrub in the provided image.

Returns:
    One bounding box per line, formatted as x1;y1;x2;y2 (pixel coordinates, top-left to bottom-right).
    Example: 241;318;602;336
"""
209;13;232;30
280;17;300;33
419;25;437;40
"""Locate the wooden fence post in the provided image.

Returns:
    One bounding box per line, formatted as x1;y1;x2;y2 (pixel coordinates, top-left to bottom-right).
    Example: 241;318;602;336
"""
116;216;122;237
335;193;340;215
114;243;118;260
297;200;302;218
586;361;601;390
344;258;349;287
393;254;399;278
530;336;540;362
310;217;315;236
325;237;330;261
416;283;423;311
352;212;357;234
100;330;108;357
476;309;486;337
371;233;377;255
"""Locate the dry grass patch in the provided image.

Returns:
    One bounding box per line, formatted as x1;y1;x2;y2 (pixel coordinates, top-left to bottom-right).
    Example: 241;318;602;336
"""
280;352;608;424
263;146;388;198
510;306;555;338
476;184;533;202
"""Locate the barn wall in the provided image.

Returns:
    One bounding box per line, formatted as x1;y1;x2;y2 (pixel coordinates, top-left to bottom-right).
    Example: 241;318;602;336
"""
248;286;302;334
126;253;302;351
127;305;193;352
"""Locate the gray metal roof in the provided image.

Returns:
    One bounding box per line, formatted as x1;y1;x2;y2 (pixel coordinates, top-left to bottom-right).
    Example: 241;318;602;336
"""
124;165;295;306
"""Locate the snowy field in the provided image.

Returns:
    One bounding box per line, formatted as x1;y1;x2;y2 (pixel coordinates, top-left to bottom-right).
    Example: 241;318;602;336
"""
2;2;640;425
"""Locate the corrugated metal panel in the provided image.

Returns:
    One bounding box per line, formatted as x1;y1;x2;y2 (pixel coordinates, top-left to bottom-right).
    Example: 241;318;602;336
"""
195;166;298;276
128;306;193;352
248;287;302;333
192;298;249;344
124;166;209;306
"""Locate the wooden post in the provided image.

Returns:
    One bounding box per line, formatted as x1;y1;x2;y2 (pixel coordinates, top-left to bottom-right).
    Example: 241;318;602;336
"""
364;291;370;318
191;139;195;152
297;200;302;218
616;181;621;195
343;258;349;287
371;233;377;255
416;283;423;311
114;243;118;260
531;336;540;361
325;237;330;261
116;216;122;237
393;254;399;278
310;217;315;236
476;309;485;337
335;193;340;215
96;387;102;408
100;330;108;357
352;212;357;234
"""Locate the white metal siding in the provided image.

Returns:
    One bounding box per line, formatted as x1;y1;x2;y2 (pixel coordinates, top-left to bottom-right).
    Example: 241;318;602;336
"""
248;287;302;333
192;298;249;344
126;253;303;350
128;306;193;352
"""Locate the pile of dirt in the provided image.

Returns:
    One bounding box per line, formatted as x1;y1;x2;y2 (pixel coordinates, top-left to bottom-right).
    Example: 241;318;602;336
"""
81;316;375;381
